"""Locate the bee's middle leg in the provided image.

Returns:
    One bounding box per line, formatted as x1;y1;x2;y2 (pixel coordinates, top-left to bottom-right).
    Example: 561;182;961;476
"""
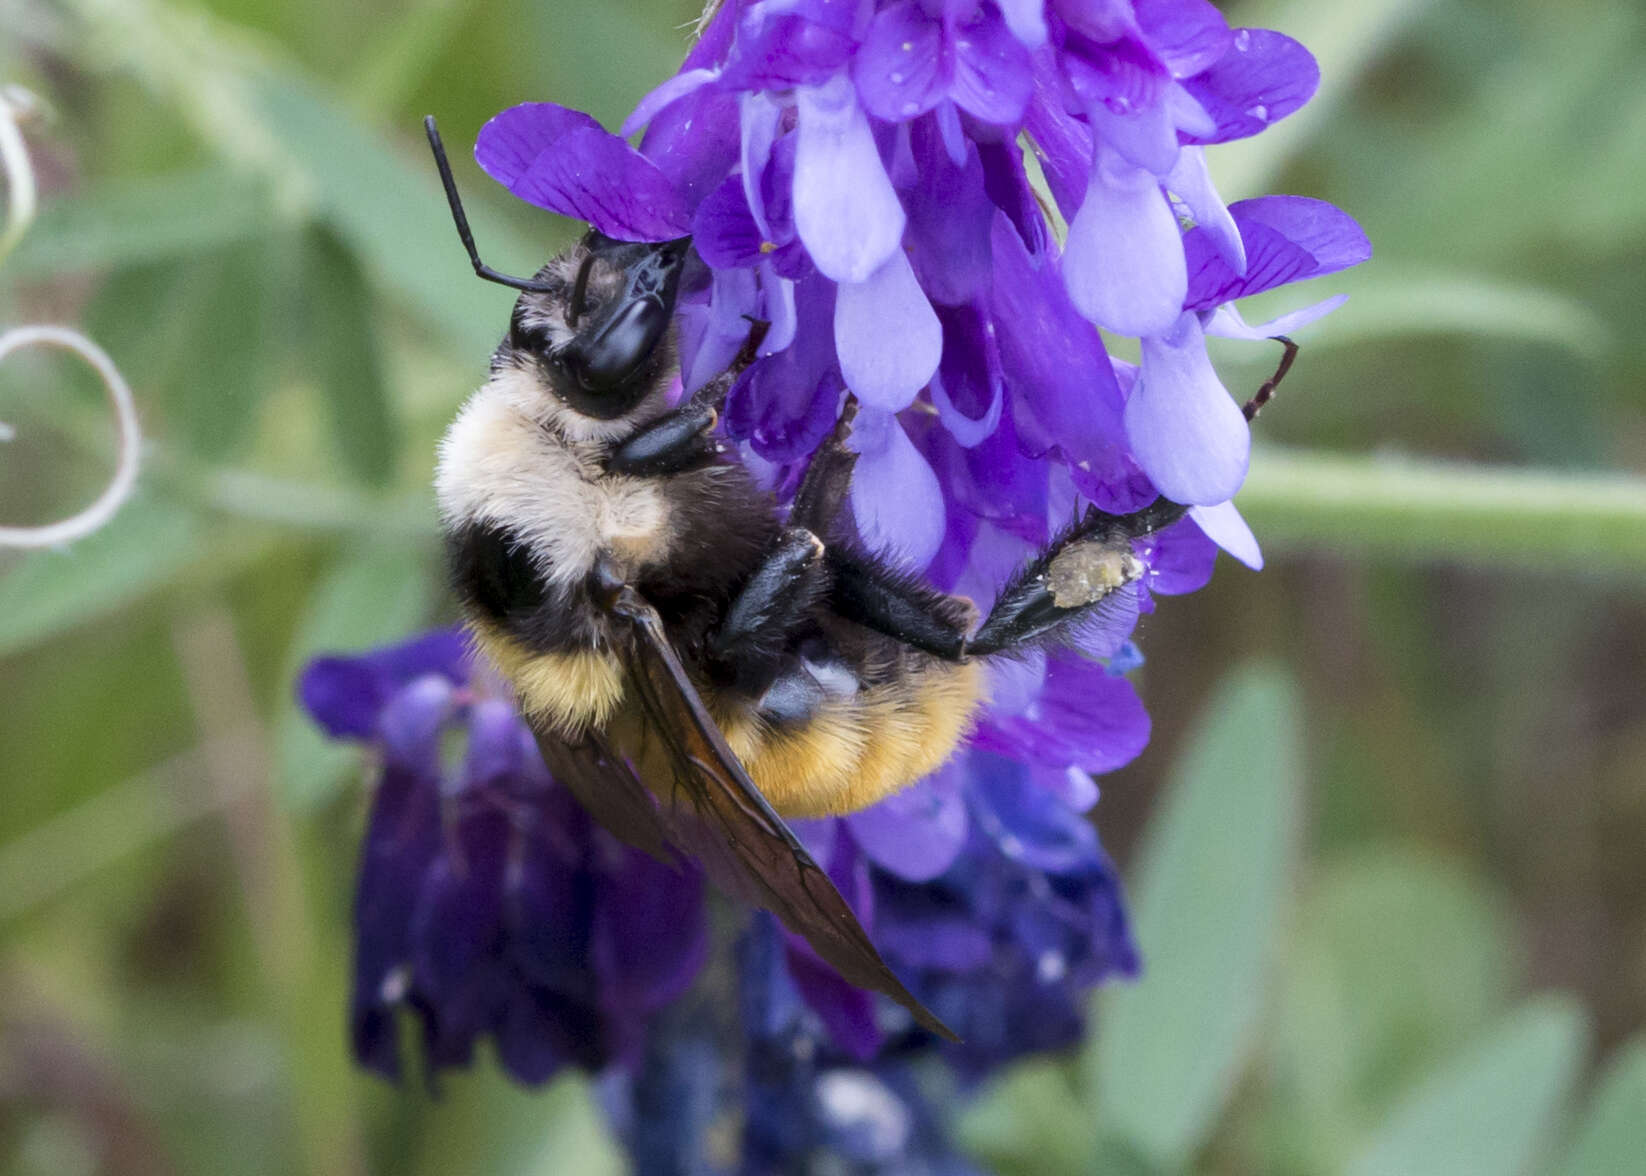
707;527;829;693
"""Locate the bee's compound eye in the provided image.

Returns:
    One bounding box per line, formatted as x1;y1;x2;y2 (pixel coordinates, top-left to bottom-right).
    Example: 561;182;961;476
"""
564;295;670;393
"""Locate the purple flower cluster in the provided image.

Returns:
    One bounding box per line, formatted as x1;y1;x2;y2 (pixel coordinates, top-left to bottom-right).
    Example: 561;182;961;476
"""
476;0;1367;570
300;634;706;1085
300;0;1368;1166
300;631;1139;1082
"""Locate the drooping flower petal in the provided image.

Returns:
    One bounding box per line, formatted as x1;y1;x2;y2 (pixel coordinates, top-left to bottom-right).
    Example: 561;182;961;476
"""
998;0;1048;47
1126;311;1249;504
847;765;969;883
849;406;946;569
1188;500;1263;569
835;249;941;411
1134;0;1231;77
1143;512;1218;594
793;75;906;283
974;656;1151;775
1063;151;1186;337
1203;294;1347;341
1168;145;1244;274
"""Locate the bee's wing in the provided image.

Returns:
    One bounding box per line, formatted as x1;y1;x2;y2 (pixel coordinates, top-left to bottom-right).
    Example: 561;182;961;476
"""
535;584;956;1042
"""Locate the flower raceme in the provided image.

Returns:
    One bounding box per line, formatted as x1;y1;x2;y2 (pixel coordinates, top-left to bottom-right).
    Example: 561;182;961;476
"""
301;0;1366;1144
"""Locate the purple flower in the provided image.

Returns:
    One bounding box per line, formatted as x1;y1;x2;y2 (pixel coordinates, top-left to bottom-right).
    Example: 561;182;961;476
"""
299;633;707;1085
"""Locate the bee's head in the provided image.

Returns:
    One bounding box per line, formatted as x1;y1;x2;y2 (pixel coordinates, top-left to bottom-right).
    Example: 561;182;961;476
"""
505;232;690;423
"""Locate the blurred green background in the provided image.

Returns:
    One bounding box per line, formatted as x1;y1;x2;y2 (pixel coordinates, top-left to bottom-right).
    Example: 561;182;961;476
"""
2;0;1643;1173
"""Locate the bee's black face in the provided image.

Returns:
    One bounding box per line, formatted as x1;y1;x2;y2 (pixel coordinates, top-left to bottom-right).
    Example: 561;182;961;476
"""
536;234;689;421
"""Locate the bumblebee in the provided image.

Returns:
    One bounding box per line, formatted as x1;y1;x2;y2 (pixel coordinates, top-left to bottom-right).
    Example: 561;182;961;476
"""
422;118;1289;1037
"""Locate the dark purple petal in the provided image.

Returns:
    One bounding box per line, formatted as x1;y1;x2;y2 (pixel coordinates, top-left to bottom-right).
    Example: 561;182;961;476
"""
1023;60;1093;217
1143;511;1218;594
904;123;995;306
976;137;1048;258
638;86;742;214
1063;152;1186;336
939;408;1049;543
593;850;708;1015
855;2;945;122
722;11;860;90
473;102;602;185
988;215;1130;482
623;67;719;137
784;946;883;1060
967;752;1100;872
1184;195;1371;308
930;302;1003;446
834;251;941;411
846;766;969;883
1125;311;1249;504
1134;0;1231;78
794;76;906;282
1060;31;1168;118
476;110;691;241
692;175;765;269
503;826;593;997
949;5;1036;124
973;656;1151;774
412;810;509;998
1182;28;1320;144
298;629;467;738
848;407;946;569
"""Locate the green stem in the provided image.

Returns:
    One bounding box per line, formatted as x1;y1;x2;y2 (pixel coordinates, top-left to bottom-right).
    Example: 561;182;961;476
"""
1240;448;1646;572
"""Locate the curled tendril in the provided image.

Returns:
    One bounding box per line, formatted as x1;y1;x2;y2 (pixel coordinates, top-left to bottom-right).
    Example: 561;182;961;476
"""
0;85;39;267
1;85;143;549
0;326;143;549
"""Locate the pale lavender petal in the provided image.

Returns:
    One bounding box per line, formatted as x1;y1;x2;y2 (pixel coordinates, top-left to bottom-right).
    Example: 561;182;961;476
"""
1188;500;1262;569
1022;65;1093;218
1182;29;1319;144
998;0;1048;46
1185;196;1370;308
1084;95;1180;176
973;656;1151;774
849;407;946;569
1134;0;1231;77
1031;763;1100;813
934;99;967;166
682;266;759;393
483;124;691;240
740;90;784;239
986;648;1047;716
929;302;1003;447
949;6;1036;125
1167;145;1244;274
1202;294;1346;340
846;767;968;882
1126;311;1249;504
835;249;941;411
854;1;944;122
1063;151;1187;337
622;67;719;136
904;124;994;306
794;75;906;283
760;264;799;354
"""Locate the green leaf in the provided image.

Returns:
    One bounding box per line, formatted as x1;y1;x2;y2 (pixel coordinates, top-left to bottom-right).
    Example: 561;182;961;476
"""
0;494;200;657
295;226;398;486
275;544;435;809
956;1059;1093;1176
1084;663;1305;1169
1262;849;1519;1172
247;72;537;356
4;167;274;279
1555;1039;1646;1176
1347;996;1590;1176
86;238;280;459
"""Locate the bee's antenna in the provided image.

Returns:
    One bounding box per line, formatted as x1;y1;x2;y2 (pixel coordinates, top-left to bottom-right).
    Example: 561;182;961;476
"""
424;115;559;294
1242;335;1298;422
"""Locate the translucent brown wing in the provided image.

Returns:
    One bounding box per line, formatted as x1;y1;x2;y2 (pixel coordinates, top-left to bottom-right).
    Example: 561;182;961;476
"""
531;585;956;1042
